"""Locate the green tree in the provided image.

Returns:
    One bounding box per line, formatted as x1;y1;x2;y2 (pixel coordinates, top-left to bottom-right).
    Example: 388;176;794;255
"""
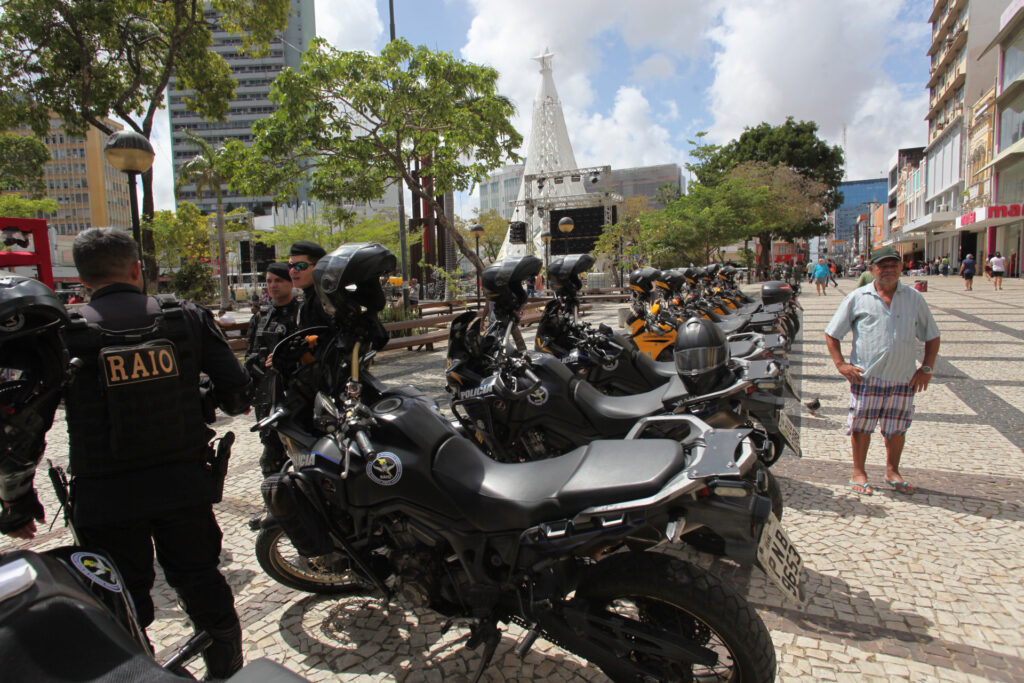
147;202;211;269
0;133;50;198
175;133;236;308
0;0;291;290
0;195;59;221
170;259;218;303
725;162;828;274
227;38;522;280
654;182;682;207
591;197;652;285
685;118;841;275
253;210;413;257
458;209;506;263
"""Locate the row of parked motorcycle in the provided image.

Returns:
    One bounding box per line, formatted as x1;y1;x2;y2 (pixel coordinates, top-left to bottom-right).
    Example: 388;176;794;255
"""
245;246;809;682
3;244;807;682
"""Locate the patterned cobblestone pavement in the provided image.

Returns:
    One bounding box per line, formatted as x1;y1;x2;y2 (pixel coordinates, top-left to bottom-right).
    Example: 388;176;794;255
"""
3;274;1023;681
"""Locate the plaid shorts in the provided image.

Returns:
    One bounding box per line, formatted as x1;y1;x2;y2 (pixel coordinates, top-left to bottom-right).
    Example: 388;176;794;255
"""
846;378;915;438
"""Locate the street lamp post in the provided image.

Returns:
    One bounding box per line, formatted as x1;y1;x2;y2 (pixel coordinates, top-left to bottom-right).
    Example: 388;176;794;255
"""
557;216;574;257
540;228;552;291
104;130;155;290
469;223;484;307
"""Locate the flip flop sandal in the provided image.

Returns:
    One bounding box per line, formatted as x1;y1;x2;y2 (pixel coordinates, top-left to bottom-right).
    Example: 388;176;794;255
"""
849;480;873;495
886;480;915;494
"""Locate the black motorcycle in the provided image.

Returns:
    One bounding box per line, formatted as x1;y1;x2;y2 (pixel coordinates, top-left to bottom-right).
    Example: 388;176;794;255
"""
251;319;788;682
0;546;304;681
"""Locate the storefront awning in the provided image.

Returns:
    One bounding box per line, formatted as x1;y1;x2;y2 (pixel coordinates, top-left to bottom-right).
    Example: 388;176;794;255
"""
902;210;957;234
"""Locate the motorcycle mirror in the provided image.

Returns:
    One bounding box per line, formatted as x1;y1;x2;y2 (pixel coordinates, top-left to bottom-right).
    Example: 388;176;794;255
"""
313;392;342;431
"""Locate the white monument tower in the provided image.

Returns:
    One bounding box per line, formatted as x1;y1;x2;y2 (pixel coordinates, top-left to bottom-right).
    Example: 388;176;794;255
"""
500;49;620;260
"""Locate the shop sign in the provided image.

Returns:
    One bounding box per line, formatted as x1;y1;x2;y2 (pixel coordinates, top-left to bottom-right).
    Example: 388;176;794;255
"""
959;204;1024;227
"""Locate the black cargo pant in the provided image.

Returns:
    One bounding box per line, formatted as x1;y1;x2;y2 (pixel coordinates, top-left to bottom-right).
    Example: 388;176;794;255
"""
74;503;243;678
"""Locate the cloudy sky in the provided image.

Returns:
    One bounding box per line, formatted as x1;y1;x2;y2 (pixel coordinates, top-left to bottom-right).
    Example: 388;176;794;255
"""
151;0;932;213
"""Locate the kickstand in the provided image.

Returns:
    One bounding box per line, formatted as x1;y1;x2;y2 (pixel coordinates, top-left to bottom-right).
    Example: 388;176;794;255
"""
467;622;501;683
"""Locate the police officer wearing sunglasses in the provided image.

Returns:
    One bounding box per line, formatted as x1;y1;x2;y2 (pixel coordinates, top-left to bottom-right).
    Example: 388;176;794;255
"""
288;241;332;330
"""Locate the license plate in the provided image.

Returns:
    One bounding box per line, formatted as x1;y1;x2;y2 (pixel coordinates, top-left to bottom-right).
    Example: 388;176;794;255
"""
777;411;802;458
782;368;800;401
756;512;804;604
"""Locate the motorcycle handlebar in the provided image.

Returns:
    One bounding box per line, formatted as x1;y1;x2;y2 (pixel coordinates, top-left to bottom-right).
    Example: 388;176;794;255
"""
354;430;376;460
252;406;287;431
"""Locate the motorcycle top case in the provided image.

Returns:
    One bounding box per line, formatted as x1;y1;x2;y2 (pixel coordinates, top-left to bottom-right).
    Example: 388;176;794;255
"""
760;280;795;305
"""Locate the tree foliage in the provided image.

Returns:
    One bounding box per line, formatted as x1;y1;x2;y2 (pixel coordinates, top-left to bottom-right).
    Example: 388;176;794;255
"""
457;209;507;263
227;38;522;276
0;133;50;198
591;197;654;283
0;195;59;220
147;202;210;267
253;211;411;257
0;0;291;288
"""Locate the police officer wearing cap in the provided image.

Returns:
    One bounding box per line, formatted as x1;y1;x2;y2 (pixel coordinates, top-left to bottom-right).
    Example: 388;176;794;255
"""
7;228;252;678
288;240;333;330
245;262;299;477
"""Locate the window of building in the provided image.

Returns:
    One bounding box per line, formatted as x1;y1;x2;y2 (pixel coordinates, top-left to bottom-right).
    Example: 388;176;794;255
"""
1004;31;1024;90
997;156;1024;204
999;91;1024;152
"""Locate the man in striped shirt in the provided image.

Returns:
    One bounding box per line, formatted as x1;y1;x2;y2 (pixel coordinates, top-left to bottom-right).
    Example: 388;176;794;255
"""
824;246;941;496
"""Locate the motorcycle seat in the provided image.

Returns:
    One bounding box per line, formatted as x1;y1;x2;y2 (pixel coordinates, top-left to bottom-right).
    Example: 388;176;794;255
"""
632;349;677;387
713;316;748;335
572;379;674;435
736;302;761;315
433;436;686;532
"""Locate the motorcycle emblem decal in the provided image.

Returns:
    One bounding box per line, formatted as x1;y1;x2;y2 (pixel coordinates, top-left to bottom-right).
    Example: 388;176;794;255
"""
600;358;619;372
70;551;122;593
367;452;403;486
527;386;549;406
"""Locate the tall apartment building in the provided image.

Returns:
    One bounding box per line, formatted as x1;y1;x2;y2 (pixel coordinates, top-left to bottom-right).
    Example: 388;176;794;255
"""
5;116;132;236
832;178;888;256
478;164;525;220
903;0;999;263
168;0;315;215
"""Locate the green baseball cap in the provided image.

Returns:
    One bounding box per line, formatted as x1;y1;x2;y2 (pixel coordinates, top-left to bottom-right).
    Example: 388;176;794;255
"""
870;246;901;264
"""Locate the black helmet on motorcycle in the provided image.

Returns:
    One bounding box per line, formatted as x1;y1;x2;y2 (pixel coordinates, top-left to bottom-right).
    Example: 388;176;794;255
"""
682;268;699;285
482;256;542;316
656;269;685;295
547;253;594;297
674;316;731;395
313;242;397;318
1;274;69;468
628;267;661;295
720;265;736;280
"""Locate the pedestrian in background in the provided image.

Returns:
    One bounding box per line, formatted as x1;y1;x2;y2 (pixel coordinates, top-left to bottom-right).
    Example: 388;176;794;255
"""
989;252;1006;291
959;253;976;291
827;259;839;287
812;258;831;296
825;246;940;496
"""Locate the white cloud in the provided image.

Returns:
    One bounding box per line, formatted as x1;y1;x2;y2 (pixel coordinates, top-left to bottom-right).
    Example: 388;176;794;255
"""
314;0;382;52
633;54;676;83
150;107;177;211
461;0;717;162
571;87;678;169
705;0;927;180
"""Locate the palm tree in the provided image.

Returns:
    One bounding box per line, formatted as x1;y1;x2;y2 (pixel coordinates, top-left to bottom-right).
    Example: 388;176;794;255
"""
175;132;231;309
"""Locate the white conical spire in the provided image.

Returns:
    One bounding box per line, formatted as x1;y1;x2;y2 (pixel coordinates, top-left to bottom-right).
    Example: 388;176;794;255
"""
499;48;581;259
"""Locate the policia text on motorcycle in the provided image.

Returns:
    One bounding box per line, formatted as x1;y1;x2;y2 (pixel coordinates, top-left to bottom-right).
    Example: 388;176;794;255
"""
0;228;252;679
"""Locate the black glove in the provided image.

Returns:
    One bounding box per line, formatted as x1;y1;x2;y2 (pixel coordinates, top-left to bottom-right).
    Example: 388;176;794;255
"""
0;488;45;535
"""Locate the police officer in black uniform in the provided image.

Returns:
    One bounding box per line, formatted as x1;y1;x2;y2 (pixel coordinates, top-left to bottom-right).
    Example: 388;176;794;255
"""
245;262;299;477
288;241;333;329
2;229;252;679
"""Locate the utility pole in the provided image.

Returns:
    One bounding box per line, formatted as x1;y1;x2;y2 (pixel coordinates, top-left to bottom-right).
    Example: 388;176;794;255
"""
389;0;411;308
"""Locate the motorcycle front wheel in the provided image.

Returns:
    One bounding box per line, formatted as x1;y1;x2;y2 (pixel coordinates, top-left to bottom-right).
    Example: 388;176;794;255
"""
573;552;776;682
255;526;366;595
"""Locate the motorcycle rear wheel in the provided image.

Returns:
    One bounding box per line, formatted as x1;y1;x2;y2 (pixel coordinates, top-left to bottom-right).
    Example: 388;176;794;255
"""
255;526;366;595
573;552;776;682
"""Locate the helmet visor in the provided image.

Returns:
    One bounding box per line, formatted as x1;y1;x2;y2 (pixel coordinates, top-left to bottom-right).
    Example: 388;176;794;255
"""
674;345;729;375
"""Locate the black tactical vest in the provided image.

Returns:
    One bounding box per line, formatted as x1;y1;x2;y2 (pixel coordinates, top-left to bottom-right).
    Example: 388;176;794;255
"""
252;299;300;362
64;296;212;476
